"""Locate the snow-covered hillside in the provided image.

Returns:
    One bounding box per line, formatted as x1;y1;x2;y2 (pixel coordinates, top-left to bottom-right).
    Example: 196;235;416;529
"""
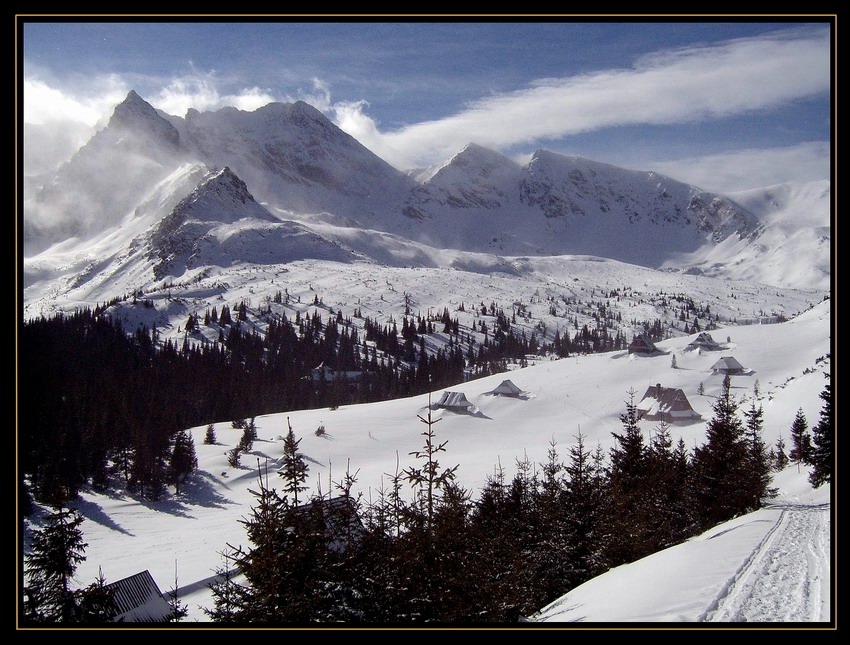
168;100;415;219
532;465;830;623
23;246;825;367
661;181;831;291
22;298;831;623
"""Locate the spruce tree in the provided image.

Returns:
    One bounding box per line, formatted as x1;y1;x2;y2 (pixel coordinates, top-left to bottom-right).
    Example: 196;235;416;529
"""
692;375;750;530
227;446;242;468
789;408;813;466
166;561;189;622
23;506;88;623
809;381;833;488
563;432;605;585
279;418;309;507
743;399;774;511
403;400;459;532
74;568;117;624
647;420;693;549
238;418;258;453
774;435;789;470
205;548;249;623
204;424;217;445
168;429;198;495
604;389;652;565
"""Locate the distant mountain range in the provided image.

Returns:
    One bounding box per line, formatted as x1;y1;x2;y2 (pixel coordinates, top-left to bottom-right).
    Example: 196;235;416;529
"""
23;91;830;295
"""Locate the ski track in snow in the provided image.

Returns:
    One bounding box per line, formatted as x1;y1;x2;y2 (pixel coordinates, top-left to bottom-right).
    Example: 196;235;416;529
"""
701;503;830;623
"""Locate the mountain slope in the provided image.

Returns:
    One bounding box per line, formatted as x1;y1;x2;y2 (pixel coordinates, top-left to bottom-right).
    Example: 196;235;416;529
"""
24;91;187;255
169;100;415;219
532;466;830;623
660;181;831;291
395;148;760;266
23;164;367;308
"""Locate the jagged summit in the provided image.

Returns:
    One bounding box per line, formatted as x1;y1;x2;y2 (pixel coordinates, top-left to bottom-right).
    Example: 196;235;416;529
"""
174;94;414;214
403;142;521;214
108;90;180;149
438;143;518;174
153;165;277;233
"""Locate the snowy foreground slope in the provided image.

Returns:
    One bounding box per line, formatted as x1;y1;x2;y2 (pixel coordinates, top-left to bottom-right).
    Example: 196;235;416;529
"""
23;299;831;624
532;466;830;623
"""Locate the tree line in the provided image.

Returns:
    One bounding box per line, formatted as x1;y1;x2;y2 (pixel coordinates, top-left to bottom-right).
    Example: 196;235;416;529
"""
22;297;652;506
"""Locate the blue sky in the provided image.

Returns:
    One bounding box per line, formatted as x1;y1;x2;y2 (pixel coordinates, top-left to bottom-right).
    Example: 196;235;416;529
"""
22;19;832;193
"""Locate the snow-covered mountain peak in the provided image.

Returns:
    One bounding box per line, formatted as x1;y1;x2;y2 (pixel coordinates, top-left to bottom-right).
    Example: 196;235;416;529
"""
135;163;367;283
520;148;757;232
23;89;829;292
107;89;180;149
172;96;414;216
434;143;519;177
401;143;522;215
428;143;518;183
156;165;277;229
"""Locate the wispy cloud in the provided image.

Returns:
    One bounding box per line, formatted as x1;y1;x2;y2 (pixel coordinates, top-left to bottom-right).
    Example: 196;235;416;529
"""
646;141;831;194
339;26;829;169
150;69;280;116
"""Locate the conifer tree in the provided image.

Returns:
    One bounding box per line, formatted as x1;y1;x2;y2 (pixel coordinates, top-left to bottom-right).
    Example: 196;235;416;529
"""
208;471;292;622
809;381;833;487
238;418;258;453
227;446;242;468
743;399;774;511
789;408;813;465
403;399;459;532
563;431;605;584
204;424;217;445
204;549;249;623
168;429;198;495
74;567;117;624
773;435;789;470
23;506;88;623
166;561;189;622
647;419;692;548
692;375;750;530
279;418;309;507
604;389;652;565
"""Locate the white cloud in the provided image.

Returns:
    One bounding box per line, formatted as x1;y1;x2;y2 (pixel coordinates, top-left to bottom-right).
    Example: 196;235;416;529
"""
295;78;332;112
347;27;830;169
646;142;831;194
24;76;129;126
150;72;279;117
23;76;131;173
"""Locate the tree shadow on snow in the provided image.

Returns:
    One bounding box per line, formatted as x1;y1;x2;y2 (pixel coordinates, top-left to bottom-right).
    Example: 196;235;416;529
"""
176;471;234;509
71;497;134;536
125;493;196;519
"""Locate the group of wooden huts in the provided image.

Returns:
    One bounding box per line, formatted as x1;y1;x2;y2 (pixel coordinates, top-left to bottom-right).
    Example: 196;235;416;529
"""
434;379;526;414
628;331;750;424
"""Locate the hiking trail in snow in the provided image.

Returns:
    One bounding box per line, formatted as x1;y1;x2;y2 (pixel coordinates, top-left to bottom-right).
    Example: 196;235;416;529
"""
700;502;830;623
